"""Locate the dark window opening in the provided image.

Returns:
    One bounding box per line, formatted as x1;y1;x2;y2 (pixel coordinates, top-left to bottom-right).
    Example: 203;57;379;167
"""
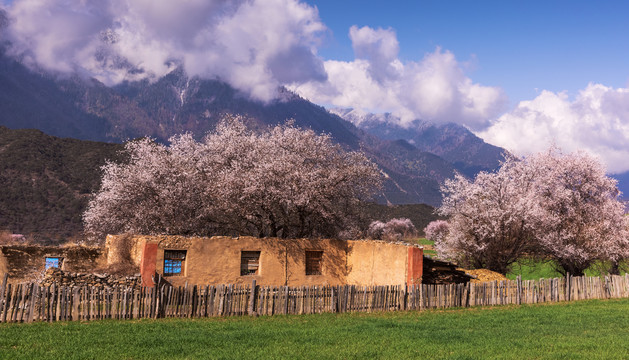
45;257;62;270
305;250;323;275
164;250;187;276
240;251;261;276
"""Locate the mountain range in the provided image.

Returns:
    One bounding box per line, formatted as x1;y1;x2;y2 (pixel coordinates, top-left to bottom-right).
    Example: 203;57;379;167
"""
0;46;509;206
3;45;626;240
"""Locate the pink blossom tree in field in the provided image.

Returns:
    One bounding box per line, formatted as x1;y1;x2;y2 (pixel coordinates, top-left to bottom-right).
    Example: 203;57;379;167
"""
83;116;382;243
366;221;386;239
424;220;449;245
436;148;629;276
437;156;539;274
527;149;629;276
367;218;417;241
381;218;417;240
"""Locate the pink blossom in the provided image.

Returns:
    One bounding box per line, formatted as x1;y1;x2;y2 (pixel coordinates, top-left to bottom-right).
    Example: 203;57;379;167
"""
83;116;382;242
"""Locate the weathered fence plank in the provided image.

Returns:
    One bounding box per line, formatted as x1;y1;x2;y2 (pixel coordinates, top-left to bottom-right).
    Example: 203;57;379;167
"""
1;273;629;323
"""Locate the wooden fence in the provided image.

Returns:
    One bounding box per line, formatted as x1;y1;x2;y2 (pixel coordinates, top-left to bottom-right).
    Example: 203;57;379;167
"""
1;273;629;323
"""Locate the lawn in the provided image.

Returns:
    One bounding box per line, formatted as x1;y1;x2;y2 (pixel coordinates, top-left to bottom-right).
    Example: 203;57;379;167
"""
411;237;437;256
1;298;629;359
507;259;629;280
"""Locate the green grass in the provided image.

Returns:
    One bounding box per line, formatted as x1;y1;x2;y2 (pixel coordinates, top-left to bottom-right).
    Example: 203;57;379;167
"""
411;237;438;256
2;299;629;359
415;237;434;246
507;259;629;281
507;259;563;280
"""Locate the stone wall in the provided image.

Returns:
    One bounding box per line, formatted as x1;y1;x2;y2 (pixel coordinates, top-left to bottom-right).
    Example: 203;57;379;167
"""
0;244;107;284
41;267;140;287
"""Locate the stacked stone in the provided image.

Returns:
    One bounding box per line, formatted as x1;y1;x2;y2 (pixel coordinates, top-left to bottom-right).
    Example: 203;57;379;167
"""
41;267;141;288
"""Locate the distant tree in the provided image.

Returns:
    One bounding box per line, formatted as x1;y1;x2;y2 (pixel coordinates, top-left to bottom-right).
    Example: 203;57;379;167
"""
437;156;539;274
366;221;386;240
436;148;629;276
367;218;416;241
83;116;382;242
423;220;449;244
526;149;629;276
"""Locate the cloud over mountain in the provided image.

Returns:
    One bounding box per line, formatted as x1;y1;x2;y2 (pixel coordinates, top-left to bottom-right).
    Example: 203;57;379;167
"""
479;83;629;174
291;26;507;131
1;0;327;102
2;0;627;178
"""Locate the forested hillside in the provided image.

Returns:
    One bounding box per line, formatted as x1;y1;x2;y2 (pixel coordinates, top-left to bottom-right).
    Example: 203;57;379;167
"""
0;127;123;241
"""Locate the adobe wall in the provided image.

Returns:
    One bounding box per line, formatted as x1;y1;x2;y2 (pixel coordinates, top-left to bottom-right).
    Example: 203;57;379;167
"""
126;235;348;287
109;235;422;287
105;234;145;266
346;240;409;285
0;245;106;284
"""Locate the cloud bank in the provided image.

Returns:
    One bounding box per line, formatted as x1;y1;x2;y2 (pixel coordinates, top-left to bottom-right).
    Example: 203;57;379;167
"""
291;26;507;130
1;1;505;127
1;0;327;101
480;83;629;174
2;1;627;174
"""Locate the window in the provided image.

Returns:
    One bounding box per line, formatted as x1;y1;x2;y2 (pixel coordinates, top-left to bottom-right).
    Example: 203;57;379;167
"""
240;251;261;276
45;257;62;270
164;250;186;276
305;250;323;275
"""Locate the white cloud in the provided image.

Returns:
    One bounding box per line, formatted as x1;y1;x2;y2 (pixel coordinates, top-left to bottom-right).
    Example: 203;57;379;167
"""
479;83;629;174
291;26;507;130
1;0;327;102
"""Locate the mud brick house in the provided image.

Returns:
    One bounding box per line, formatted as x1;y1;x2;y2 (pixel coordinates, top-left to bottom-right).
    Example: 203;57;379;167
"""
0;244;105;283
106;235;423;287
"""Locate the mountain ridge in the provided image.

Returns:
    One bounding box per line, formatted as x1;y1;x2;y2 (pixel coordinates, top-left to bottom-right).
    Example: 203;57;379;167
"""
0;48;510;208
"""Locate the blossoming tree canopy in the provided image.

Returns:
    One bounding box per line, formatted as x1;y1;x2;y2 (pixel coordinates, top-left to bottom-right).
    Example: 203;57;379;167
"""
527;149;629;276
83;116;382;242
436;156;539;275
436;148;629;276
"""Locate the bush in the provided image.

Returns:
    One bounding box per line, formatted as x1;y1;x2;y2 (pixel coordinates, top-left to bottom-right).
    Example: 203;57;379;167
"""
367;218;416;241
424;220;449;244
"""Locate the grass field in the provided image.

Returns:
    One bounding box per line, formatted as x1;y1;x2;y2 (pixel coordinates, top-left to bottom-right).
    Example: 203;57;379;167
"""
1;298;629;359
412;237;438;256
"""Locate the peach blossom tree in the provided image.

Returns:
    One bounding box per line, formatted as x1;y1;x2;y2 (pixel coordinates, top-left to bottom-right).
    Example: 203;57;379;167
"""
527;149;629;276
436;156;539;274
84;116;382;242
367;218;416;241
436;148;629;276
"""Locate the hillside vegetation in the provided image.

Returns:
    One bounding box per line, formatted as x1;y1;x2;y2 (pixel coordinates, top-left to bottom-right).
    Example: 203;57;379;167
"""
0;126;439;242
0;127;123;241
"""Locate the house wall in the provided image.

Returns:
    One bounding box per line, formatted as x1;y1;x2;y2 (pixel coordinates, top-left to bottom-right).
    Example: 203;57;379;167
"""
0;245;106;284
108;235;422;287
345;240;409;285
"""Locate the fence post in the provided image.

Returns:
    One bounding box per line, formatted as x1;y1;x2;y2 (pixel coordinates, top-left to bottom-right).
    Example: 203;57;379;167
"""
248;279;257;316
283;286;289;314
516;275;522;305
330;286;335;313
0;273;8;322
566;273;571;302
27;282;37;323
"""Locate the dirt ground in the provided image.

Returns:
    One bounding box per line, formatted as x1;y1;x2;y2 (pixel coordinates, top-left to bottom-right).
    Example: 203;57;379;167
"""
421;242;508;283
459;268;508;283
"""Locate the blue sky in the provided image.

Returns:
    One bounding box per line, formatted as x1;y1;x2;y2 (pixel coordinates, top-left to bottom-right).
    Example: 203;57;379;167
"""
305;0;629;105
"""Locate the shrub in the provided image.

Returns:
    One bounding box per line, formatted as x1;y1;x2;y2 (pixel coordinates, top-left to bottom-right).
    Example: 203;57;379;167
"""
367;218;416;241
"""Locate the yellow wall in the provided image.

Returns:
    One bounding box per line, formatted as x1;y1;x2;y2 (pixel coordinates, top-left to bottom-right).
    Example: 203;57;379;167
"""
346;240;408;285
108;235;417;287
